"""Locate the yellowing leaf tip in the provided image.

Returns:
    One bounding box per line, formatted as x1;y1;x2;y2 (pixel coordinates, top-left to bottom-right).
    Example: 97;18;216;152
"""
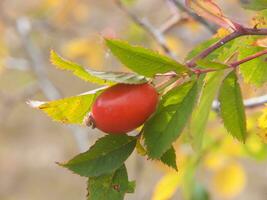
27;100;46;108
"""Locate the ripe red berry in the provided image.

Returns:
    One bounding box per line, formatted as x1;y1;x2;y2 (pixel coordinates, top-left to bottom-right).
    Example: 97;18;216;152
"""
90;83;158;134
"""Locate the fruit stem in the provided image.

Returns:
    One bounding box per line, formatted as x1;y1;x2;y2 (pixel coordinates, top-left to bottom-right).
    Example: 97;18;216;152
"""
83;113;96;129
156;77;179;93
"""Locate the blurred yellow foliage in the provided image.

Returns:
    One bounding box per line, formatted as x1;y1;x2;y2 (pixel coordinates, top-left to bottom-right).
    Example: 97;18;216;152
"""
0;38;8;74
247;117;255;132
166;37;183;55
152;172;181;200
213;162;246;198
153;36;184;58
214;28;230;38
62;37;104;70
42;0;89;24
257;131;267;144
44;0;63;7
258;107;267;143
251;12;267;28
246;133;265;152
220;136;243;157
184;20;201;33
204;152;226;171
152;147;189;200
258;106;267;130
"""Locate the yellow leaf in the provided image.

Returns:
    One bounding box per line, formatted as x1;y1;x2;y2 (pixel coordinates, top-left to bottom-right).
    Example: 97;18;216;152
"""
152;172;181;200
28;88;105;124
213;162;246;198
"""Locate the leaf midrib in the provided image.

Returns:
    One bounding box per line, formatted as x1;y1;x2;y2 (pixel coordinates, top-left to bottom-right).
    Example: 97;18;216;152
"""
70;138;136;165
109;42;184;73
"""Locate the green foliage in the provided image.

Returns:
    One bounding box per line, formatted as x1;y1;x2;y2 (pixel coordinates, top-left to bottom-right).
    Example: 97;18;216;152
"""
87;165;135;200
160;146;178;171
144;81;198;158
29;12;267;198
218;71;247;142
51;50;148;85
186;38;220;61
105;39;189;77
50;50;113;85
196;59;228;70
241;0;267;11
190;71;225;150
237;37;267;86
61;135;136;177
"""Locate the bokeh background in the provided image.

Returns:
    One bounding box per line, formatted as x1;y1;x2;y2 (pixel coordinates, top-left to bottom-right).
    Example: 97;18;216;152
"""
1;0;267;199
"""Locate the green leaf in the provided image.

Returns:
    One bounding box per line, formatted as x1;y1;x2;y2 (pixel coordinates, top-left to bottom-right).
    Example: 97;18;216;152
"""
144;81;198;158
186;38;220;61
190;71;225;151
89;71;149;84
196;59;228;70
237;37;267;86
160;146;178;171
50;50;113;85
241;0;267;11
61;135;136;177
218;71;247;142
28;87;105;124
87;164;135;200
105;39;189;77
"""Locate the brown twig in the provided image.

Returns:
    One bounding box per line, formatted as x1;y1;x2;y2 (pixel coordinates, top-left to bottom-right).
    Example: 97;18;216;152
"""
190;48;267;75
186;28;267;68
230;49;267;68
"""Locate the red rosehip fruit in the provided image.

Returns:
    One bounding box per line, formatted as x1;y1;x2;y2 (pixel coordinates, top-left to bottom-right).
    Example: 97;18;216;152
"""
90;83;158;134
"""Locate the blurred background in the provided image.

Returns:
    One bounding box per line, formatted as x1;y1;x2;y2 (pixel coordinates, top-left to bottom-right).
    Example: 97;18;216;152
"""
1;0;267;199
